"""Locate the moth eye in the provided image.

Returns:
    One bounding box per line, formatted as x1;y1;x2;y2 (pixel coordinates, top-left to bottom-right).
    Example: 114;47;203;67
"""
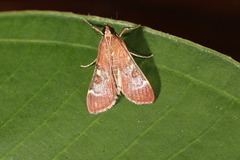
110;27;116;34
102;27;106;33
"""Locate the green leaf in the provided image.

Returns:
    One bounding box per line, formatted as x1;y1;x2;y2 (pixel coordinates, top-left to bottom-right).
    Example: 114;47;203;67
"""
0;11;239;160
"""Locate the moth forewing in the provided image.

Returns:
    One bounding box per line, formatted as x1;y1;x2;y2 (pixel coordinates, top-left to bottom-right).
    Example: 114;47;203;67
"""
86;31;117;114
110;34;154;104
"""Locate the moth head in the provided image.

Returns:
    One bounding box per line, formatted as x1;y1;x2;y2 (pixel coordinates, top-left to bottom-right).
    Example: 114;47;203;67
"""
102;23;116;37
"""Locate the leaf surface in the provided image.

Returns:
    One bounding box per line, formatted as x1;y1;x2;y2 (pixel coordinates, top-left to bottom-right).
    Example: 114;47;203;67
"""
0;11;239;160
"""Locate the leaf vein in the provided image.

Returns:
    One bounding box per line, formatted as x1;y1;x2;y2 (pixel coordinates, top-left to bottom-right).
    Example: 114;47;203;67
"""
0;44;30;89
52;114;104;160
113;82;194;160
0;63;86;159
168;100;234;159
0;38;97;50
0;53;69;159
161;65;239;100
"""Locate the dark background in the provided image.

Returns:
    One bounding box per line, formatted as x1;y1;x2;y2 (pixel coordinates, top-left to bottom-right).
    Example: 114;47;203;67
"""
0;0;239;62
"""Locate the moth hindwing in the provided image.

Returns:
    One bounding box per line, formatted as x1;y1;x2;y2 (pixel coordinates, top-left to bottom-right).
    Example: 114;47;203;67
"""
81;19;154;114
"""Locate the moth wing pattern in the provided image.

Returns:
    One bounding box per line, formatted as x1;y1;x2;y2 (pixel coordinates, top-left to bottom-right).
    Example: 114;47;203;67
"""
87;37;117;114
82;19;154;114
111;35;154;104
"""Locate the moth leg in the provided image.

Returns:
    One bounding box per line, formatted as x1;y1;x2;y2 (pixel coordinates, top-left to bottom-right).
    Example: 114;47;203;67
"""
83;19;104;35
119;25;141;37
80;58;97;68
130;52;154;58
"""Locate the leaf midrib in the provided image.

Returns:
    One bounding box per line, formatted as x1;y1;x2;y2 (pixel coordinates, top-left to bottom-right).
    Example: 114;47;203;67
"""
0;38;238;101
0;38;97;50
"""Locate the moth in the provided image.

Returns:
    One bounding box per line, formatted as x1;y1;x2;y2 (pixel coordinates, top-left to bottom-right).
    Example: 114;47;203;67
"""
81;19;154;114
